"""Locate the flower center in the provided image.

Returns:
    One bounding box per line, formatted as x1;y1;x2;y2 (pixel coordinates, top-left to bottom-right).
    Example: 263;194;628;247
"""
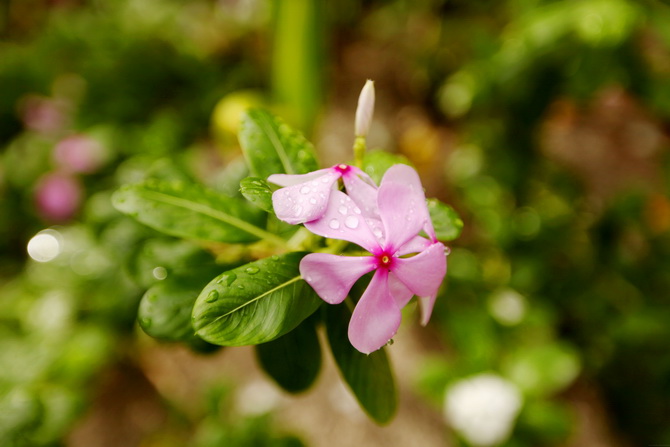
377;253;393;269
334;164;350;175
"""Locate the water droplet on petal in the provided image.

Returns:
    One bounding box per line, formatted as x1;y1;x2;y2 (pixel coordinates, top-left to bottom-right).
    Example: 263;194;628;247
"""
294;206;303;215
300;186;311;194
309;198;317;204
329;219;340;229
205;290;219;303
245;266;260;275
373;228;383;238
353;207;361;214
345;216;359;229
338;206;348;215
305;275;312;282
311;181;319;186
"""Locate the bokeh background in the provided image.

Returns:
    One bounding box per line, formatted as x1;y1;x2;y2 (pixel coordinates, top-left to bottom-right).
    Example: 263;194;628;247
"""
1;0;670;446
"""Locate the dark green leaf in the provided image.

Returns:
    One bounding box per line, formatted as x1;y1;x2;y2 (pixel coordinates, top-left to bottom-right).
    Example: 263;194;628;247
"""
240;177;274;212
427;198;464;241
362;149;412;185
324;304;397;424
138;279;206;342
192;252;322;346
112;180;267;243
239;109;319;178
255;315;321;393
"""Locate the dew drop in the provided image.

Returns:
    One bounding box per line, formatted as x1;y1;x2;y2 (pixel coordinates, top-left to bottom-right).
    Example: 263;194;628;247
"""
329;219;340;230
309;198;317;204
294;206;303;215
245;266;260;275
205;290;219;303
271;255;280;261
237;284;245;290
140;317;152;328
338;206;348;215
311;181;319;186
321;176;330;183
353;207;361;214
373;228;383;238
300;186;311;194
305;275;313;282
225;273;237;286
345;216;359;229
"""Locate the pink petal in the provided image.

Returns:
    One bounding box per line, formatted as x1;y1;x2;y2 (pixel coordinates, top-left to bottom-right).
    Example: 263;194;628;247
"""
300;253;376;304
348;269;401;354
391;242;446;297
304;190;380;253
377;181;425;253
342;167;379;217
380;164;436;242
267;168;333;187
396;235;432;256
417;294;437;326
270;170;341;224
388;271;414;308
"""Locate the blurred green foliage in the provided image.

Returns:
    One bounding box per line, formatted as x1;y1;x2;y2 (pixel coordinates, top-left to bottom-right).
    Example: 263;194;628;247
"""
1;0;670;446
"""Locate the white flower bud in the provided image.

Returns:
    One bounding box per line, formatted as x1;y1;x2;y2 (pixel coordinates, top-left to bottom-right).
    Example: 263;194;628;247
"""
355;79;375;137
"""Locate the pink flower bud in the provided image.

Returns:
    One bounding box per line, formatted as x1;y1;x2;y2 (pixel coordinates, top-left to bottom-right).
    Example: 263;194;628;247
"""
34;173;82;222
20;95;69;135
355;80;375;137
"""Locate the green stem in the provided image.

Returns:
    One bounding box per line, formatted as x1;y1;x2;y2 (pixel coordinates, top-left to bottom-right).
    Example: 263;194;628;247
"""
353;136;366;168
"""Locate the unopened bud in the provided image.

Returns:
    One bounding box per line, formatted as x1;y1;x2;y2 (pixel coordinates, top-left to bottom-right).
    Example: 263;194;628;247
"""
355;80;375;137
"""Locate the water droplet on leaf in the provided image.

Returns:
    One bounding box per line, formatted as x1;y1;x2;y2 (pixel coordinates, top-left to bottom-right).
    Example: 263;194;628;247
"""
205;290;219;303
245;266;260;275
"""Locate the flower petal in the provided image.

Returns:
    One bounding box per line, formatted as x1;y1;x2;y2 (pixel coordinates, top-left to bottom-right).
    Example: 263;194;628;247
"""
417;294;437;326
377;181;425;253
270;170;341;224
388;271;414;308
380;164;436;242
348;269;401;354
392;242;447;297
300;253;376;304
305;190;380;253
396;235;432;256
267;168;333;187
342;167;379;218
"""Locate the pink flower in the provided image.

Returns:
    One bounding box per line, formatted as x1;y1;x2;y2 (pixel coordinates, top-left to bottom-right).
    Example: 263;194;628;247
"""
34;172;82;222
299;165;447;354
268;164;378;225
53;134;107;174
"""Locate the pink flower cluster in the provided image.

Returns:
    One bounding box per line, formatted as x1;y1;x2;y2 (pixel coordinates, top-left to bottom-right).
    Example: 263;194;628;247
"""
269;164;447;354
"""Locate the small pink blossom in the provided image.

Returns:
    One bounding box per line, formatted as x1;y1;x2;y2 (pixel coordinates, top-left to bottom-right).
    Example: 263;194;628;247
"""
53;134;107;174
34;172;82;222
299;164;447;354
268;164;378;225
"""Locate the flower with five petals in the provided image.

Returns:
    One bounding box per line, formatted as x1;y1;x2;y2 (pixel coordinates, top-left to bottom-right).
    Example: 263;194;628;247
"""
298;165;447;353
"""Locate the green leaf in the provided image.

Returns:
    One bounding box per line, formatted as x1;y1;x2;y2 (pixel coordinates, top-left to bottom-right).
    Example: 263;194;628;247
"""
255;315;321;393
427;198;464;241
138;279;206;343
240;177;274;212
239;109;319;178
112;180;272;243
324;304;397;424
192;252;322;346
362;150;412;185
